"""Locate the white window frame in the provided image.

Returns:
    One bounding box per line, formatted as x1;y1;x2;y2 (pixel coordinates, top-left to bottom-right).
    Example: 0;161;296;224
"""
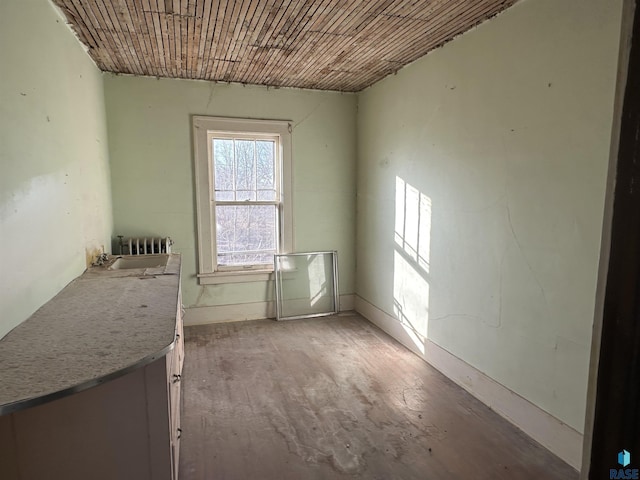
193;116;293;285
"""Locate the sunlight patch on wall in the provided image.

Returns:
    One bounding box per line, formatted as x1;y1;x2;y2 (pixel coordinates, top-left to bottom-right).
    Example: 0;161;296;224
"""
393;176;432;354
394;177;431;274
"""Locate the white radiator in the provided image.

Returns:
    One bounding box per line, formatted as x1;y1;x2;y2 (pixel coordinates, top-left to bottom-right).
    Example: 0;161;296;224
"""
118;237;173;255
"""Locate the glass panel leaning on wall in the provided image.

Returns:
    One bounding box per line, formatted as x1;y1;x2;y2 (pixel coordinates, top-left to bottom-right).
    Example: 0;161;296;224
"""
274;251;339;321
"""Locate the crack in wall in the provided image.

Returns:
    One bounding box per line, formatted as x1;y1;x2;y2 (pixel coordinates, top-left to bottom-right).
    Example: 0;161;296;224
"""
293;99;326;130
506;203;550;310
205;82;216;111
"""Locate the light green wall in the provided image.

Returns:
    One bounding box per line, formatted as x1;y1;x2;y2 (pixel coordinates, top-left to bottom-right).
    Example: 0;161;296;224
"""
104;76;357;308
356;0;622;431
0;0;113;338
6;0;618;436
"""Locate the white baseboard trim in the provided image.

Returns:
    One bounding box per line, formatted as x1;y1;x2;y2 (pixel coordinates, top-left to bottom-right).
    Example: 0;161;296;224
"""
354;295;583;471
184;294;356;326
184;301;274;326
340;294;355;311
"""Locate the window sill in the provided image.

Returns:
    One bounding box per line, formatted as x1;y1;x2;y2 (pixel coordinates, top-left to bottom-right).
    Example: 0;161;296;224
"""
197;270;274;285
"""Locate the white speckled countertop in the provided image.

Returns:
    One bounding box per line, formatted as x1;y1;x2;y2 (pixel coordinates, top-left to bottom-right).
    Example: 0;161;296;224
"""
0;254;181;415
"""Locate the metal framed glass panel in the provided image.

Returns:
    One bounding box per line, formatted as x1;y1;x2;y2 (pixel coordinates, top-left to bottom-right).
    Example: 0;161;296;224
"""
274;251;339;321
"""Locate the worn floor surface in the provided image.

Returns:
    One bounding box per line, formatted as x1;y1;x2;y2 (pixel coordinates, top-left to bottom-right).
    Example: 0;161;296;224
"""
179;313;577;479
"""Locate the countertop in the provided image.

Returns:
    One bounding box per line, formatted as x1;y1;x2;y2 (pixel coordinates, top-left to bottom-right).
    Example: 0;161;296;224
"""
0;254;182;415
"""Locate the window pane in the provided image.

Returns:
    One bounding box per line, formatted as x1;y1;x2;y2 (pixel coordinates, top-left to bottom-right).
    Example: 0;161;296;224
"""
216;204;276;266
257;190;276;201
235;140;255;199
256;140;275;189
236;190;255;201
213;139;234;200
216;191;234;201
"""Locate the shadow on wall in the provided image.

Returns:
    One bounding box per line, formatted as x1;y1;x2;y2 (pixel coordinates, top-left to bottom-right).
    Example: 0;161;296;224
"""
393;176;432;354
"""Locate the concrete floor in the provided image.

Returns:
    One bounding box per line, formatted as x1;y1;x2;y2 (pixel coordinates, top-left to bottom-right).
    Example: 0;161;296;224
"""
179;313;577;479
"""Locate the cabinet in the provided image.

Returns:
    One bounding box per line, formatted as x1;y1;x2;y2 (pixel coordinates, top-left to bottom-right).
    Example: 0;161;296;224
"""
168;290;185;479
0;264;184;480
149;286;184;480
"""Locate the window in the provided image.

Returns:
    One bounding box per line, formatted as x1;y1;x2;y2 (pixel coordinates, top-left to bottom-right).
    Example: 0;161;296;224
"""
193;116;293;284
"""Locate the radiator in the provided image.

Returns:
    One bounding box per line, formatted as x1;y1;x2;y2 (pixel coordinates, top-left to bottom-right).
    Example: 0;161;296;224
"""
118;237;173;255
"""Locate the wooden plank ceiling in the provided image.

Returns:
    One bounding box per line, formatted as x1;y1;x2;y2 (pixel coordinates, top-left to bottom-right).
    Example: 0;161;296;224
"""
53;0;517;92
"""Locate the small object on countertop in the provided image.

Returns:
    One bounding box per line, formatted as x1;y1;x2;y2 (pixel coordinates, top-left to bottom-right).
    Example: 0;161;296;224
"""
92;253;109;266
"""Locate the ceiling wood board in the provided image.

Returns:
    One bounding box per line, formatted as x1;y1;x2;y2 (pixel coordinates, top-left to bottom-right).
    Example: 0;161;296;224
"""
53;0;517;92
